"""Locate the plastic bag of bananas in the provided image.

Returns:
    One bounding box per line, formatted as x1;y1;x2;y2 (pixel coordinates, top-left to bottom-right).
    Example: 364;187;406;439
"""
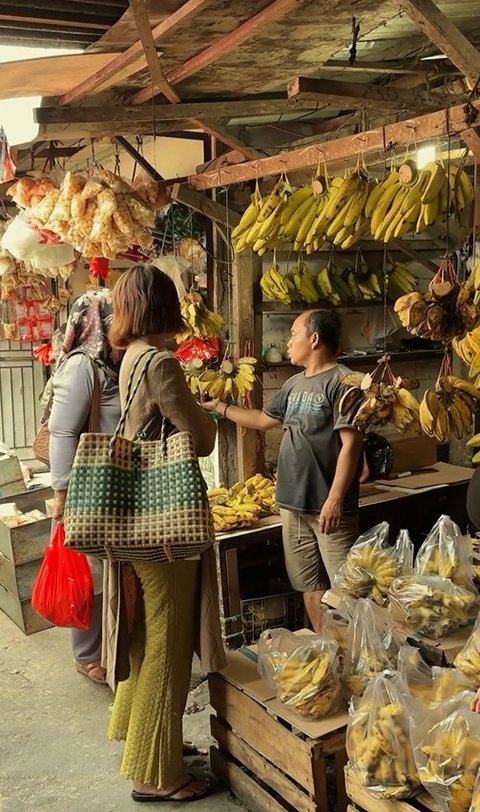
388;575;476;639
334;521;400;605
411;694;480;812
395;529;414;575
257;628;342;719
342;598;402;697
398;645;475;704
455;611;480;684
415;514;477;592
347;670;420;799
470;765;480;812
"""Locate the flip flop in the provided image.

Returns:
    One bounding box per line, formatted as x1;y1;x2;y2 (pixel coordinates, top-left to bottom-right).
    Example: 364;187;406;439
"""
131;775;211;803
75;662;107;684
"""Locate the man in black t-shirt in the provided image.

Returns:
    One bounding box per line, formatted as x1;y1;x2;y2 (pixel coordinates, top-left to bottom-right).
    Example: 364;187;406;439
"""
204;309;363;632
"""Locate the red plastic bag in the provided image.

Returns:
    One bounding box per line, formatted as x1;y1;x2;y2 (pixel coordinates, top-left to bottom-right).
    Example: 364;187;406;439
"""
32;523;93;630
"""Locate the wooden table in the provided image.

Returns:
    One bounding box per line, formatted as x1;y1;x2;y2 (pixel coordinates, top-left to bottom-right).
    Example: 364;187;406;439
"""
214;479;471;648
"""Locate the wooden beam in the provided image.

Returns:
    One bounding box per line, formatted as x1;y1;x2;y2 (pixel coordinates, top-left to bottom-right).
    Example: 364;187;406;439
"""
59;0;211;105
321;59;427;76
187;99;480;190
395;0;480;86
129;0;314;105
287;76;437;112
34;97;320;126
389;239;438;273
114;136;164;182
170;183;240;228
196;120;263;160
462;127;480;161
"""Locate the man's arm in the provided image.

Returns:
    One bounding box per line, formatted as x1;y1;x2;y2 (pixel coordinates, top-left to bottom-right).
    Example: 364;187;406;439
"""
204;399;281;431
319;428;363;535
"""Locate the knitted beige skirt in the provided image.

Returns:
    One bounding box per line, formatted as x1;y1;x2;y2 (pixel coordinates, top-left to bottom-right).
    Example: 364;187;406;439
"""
108;559;199;788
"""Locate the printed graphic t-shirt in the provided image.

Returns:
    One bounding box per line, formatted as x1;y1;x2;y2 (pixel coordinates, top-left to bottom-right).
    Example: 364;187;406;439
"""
264;364;360;513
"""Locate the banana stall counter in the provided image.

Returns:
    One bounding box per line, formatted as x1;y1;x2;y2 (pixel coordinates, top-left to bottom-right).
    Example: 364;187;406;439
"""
213;461;474;650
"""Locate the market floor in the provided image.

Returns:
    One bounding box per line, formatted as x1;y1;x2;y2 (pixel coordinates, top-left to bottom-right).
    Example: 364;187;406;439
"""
0;613;245;812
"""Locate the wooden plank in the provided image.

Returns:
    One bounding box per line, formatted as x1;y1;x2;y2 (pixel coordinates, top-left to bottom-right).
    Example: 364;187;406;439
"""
0;553;41;601
345;767;440;811
0;582;52;635
59;0;211;105
208;673;314;792
462;127;480;161
395;0;480;86
0;53;122;101
170;183;241;228
34;97;320;126
193;121;263;160
114;136;164;182
388;239;438;273
335;749;349;812
127;0;180;105
211;715;317;812
287;77;435;112
210;746;286;812
130;0;315;105
231;250;264;480
321;60;427;76
188;99;480;189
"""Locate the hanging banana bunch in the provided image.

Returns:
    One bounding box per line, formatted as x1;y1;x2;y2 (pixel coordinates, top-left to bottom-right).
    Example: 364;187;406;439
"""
186;356;257;401
419;353;480;442
338;365;421;433
176;289;224;342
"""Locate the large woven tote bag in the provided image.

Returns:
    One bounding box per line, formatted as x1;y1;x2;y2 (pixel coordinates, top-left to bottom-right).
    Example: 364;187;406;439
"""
64;349;214;563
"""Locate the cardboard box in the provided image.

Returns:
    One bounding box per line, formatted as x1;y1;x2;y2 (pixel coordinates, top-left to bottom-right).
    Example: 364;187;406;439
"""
387;433;437;475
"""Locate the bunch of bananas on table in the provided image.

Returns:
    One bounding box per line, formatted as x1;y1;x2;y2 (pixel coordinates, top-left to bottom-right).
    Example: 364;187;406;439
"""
208;474;278;532
339;370;421;433
388;575;476;639
419;375;479;442
347;675;419;799
394;259;480;344
176;289;224;342
417;710;480;812
335;523;400;605
184;357;257;401
261;636;341;718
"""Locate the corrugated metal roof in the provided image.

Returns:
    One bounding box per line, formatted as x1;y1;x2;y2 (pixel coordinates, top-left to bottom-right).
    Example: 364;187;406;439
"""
0;1;128;49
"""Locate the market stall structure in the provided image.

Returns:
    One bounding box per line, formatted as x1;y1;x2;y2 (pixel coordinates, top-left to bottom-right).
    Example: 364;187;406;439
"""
2;1;480;810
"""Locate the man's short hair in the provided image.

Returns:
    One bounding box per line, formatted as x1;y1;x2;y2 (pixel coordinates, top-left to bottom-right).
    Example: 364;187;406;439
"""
305;309;341;354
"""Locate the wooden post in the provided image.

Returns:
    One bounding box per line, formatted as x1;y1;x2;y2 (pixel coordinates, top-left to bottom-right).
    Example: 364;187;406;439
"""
231;249;264;480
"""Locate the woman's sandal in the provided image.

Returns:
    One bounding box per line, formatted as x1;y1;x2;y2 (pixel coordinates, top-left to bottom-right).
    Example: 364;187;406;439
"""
131;775;211;803
75;661;107;684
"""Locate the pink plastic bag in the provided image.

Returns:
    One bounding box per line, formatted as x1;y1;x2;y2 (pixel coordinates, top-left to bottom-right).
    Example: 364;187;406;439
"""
32;523;93;630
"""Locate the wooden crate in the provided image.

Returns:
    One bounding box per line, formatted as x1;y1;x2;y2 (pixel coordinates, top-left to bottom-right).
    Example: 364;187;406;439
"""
345;767;441;812
0;455;26;498
0;487;53;635
209;670;349;812
324;588;472;666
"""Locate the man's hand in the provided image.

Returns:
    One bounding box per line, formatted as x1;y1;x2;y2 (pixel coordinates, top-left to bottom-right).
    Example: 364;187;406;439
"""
53;489;67;523
319;496;343;535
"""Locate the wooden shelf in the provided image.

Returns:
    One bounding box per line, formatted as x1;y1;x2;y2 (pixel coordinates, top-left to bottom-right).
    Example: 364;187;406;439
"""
260;349;444;369
259;299;388;314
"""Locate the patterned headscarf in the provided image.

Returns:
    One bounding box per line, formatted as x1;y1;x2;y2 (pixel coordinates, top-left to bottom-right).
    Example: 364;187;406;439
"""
57;288;122;381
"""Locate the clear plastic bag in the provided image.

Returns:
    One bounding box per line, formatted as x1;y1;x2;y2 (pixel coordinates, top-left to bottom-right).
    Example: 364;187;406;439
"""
334;522;399;605
455;611;480;683
342;598;402;696
388;575;476;639
395;529;414;575
412;698;480;812
347;671;420;799
257;628;341;719
398;645;475;704
415;515;476;591
470;766;480;812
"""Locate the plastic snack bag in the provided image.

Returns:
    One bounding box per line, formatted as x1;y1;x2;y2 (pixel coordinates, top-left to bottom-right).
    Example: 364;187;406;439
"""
257;628;341;719
347;671;420;799
334;522;399;605
412;697;480;812
388;575;476;639
455;612;480;683
342;598;402;696
415;515;475;590
32;523;93;629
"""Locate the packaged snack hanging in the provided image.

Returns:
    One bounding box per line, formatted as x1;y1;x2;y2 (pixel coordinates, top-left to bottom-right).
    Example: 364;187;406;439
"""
411;696;480;812
342;598;402;696
334;521;399;605
257;628;341;719
347;670;420;799
388;575;476;639
415;514;476;591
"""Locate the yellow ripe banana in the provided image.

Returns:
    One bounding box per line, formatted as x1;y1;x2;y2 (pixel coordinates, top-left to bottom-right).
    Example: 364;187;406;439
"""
279;186;314;228
421;161;446;204
231;199;261;239
370;181;402;235
283;193;317;239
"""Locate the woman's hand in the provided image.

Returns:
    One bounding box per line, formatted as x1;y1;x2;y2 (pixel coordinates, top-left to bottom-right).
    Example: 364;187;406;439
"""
202;398;222;413
53;489;67;522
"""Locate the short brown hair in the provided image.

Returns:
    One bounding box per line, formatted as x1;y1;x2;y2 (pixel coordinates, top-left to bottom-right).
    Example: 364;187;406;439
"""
109;265;184;349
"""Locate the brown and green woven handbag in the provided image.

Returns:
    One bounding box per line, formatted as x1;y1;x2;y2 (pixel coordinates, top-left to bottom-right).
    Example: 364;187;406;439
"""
64;349;215;562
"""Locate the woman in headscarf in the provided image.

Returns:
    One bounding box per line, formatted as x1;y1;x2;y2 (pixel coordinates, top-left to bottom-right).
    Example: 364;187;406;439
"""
49;288;122;684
